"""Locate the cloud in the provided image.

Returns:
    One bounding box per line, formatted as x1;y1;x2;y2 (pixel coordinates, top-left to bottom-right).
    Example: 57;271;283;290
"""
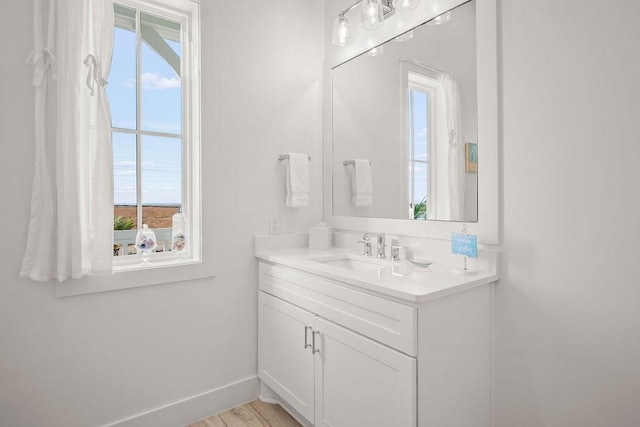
115;160;136;168
114;160;156;168
125;72;181;90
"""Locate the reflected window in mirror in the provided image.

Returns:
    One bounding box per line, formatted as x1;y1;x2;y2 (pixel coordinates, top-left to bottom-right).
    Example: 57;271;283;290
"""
406;73;438;220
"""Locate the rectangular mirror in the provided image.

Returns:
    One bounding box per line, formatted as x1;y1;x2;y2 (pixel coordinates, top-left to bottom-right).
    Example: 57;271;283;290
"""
332;0;477;222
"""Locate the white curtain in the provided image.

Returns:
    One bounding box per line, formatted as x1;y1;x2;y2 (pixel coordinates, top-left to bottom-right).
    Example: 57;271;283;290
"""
444;74;465;221
21;0;114;281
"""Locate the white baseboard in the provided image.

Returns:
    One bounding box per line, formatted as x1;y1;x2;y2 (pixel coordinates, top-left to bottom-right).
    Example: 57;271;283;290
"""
102;375;259;427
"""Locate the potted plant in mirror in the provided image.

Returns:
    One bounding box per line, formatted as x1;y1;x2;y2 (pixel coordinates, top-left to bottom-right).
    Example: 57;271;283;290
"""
413;197;427;220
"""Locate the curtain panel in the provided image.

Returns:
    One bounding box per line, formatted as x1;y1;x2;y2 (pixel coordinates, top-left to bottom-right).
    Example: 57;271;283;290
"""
21;0;115;281
444;74;465;222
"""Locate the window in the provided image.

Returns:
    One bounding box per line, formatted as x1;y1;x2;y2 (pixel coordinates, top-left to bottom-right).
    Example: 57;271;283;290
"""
407;87;430;220
406;71;438;220
107;0;201;269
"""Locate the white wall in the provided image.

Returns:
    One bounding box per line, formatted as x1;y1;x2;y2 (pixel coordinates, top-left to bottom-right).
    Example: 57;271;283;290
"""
0;1;323;426
325;0;640;424
494;0;640;425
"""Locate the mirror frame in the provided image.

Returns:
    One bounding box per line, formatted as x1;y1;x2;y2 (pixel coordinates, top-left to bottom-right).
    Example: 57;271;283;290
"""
323;0;499;245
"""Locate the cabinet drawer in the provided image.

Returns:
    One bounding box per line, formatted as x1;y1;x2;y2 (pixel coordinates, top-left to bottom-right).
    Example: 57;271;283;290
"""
259;262;417;356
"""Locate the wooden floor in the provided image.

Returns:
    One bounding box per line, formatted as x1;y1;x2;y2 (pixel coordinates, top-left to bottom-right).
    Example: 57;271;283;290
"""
186;400;302;427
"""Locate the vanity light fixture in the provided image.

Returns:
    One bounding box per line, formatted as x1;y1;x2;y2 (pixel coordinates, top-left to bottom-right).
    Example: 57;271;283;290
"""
425;10;451;25
360;0;385;30
393;0;420;11
332;15;354;46
332;0;419;47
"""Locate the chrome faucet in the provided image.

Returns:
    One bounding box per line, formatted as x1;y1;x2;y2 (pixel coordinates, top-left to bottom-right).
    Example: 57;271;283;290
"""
363;232;386;259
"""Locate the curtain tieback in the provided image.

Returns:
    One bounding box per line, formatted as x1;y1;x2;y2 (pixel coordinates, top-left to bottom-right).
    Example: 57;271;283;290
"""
448;129;458;147
84;54;108;96
26;48;57;87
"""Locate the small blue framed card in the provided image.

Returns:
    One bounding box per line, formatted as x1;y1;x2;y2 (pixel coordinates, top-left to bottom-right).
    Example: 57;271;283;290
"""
451;233;477;258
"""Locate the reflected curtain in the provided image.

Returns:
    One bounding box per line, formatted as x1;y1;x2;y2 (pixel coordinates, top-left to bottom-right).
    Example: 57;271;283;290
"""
444;74;465;221
21;0;114;281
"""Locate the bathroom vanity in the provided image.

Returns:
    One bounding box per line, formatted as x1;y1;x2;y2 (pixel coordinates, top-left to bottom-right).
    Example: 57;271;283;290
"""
258;0;501;423
256;246;498;427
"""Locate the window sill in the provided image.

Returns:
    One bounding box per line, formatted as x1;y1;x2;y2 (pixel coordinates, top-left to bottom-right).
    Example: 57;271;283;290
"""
113;252;200;271
55;255;216;298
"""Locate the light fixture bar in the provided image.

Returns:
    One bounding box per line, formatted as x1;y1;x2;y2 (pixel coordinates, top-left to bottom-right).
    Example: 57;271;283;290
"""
338;0;361;17
332;0;404;47
339;0;395;18
381;0;395;18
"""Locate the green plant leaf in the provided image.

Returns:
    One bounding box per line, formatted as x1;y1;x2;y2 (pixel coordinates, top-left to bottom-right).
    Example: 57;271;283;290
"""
413;197;427;220
114;216;135;230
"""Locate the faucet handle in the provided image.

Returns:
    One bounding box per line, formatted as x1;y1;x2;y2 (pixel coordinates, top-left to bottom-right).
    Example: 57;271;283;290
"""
390;245;407;262
357;240;373;257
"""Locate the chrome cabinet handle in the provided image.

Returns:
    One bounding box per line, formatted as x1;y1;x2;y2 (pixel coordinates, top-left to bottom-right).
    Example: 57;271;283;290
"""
312;330;321;354
304;326;312;350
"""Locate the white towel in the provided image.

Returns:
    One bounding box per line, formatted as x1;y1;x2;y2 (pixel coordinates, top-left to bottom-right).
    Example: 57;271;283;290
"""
285;153;309;207
352;159;373;207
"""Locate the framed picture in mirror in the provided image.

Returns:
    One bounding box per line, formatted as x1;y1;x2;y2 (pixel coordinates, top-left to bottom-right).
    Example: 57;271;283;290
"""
465;142;477;173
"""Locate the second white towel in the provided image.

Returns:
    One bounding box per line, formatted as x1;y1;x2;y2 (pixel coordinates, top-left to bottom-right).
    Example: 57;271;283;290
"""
286;153;309;207
352;159;373;207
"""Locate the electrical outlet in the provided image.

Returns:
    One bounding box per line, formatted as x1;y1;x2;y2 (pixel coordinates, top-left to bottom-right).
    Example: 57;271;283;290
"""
269;216;280;234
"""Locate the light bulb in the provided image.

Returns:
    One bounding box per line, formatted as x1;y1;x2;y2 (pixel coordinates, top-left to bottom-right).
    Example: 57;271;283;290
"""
361;0;384;30
393;0;420;11
368;46;384;56
332;16;354;46
426;11;451;25
395;30;414;42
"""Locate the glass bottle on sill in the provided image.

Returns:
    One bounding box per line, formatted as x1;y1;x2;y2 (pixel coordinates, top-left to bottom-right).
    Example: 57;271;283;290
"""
172;208;187;256
135;224;157;264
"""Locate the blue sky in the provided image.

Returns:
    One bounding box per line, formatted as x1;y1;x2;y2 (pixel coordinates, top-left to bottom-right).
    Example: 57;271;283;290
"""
410;90;428;205
107;24;182;205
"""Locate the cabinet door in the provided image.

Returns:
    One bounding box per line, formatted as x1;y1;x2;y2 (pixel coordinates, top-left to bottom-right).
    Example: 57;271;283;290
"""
314;317;416;427
258;292;315;422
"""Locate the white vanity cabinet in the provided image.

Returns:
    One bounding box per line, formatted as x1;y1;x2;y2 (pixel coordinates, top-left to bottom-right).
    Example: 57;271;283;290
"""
257;260;491;427
313;316;416;427
259;291;416;427
258;292;316;422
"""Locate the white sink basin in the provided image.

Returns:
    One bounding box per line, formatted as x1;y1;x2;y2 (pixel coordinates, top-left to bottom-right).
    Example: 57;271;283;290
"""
312;255;386;272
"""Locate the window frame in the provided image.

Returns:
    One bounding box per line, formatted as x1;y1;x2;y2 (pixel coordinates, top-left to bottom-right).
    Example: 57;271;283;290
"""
56;0;211;297
110;0;201;270
407;85;434;218
400;61;442;219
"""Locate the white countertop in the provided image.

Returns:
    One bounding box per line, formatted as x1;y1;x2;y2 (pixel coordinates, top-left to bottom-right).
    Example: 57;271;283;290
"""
255;247;499;304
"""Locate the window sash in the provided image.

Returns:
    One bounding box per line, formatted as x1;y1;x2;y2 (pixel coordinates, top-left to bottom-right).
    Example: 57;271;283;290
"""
408;87;432;208
110;0;201;267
